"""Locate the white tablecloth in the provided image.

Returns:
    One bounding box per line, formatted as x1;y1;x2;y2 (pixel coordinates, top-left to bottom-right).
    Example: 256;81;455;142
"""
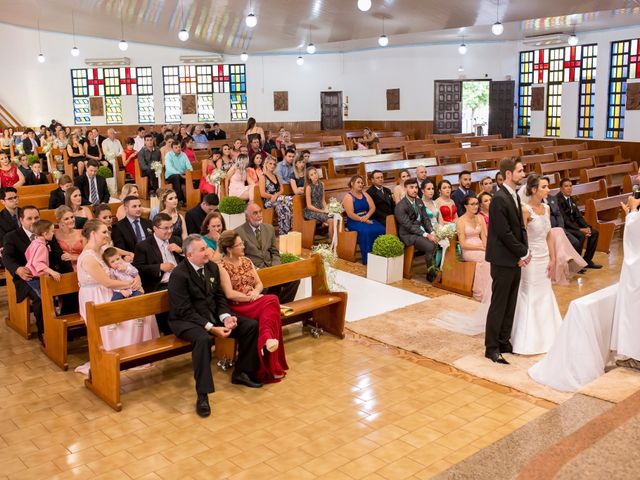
528;284;618;392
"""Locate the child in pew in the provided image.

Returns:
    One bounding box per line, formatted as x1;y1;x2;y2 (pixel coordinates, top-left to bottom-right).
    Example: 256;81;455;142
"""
102;247;144;300
25;220;61;297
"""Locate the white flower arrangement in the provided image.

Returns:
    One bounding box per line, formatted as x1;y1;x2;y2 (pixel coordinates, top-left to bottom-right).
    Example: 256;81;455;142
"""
208;169;226;185
104;151;116;162
327;197;344;215
16;143;24;155
311;243;345;292
42;143;52;154
433;222;457;242
51;170;62;183
150;161;163;178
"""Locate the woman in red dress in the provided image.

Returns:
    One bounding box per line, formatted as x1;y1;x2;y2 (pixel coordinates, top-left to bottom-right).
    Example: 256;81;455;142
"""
122;137;138;179
435;179;457;223
0;151;25;188
181;137;196;165
217;231;288;383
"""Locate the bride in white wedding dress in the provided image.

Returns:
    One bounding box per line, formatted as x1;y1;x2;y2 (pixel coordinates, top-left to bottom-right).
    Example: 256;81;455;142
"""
433;174;562;355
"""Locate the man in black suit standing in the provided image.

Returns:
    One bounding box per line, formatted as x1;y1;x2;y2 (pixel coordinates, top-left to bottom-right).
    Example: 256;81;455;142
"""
74;160;110;206
366;170;395;226
111;196;153;253
485;158;530;365
556;178;602;269
133;213;183;334
168;234;261;417
185;194;219;234
451;170;476;216
25;161;48;186
394;178;437;281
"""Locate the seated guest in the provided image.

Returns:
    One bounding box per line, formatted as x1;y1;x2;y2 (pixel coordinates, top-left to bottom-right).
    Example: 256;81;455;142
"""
101;128;123;172
230;138;243;160
199;149;221;195
192;126;208;143
168;234;262;417
452;170;476;216
164;141;192;205
478;192;491;228
122;137;138;180
415;165;430;198
208;122;226;140
74;160;110;206
226;154;255;202
248;137;268;166
182;137;196;165
186;193;220;235
67;133;87;176
0;151;25;188
289;156;306;195
75;219;159;376
366;170;395;226
160;135;174;161
480;176;494;194
264;134;278;158
200;211;225;263
25;161;48;185
275;149;295;184
456;196;491;301
149;187;168;221
22;128;40;155
54;206;84;271
393;169;411;204
259;156;293;234
303;166;332;238
236;203;300;303
24;220;62;297
83;129;102;171
0;187;19;249
492;171;504;194
66;186;94;229
278;131;296;158
48;175;73;210
436;180;458;224
133;127;146;152
111;196;153;253
94;203;114;227
556;178;602;269
342;175;385;265
247;151;264;185
115;184;150;221
137;133;160;192
218;230;288;383
158;189;187;241
394;178;437;281
17;154;31;178
422;180;440;225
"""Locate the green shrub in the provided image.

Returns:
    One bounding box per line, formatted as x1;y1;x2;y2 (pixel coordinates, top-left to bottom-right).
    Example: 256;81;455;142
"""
218;196;246;214
27;154;39;166
96;166;114;178
372;234;404;258
280;253;301;264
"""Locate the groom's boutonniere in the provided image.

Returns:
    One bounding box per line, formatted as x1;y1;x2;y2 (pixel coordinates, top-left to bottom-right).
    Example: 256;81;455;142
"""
209;277;215;286
146;228;152;234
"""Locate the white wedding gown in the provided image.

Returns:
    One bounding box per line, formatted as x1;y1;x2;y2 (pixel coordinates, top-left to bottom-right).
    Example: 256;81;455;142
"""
511;204;562;355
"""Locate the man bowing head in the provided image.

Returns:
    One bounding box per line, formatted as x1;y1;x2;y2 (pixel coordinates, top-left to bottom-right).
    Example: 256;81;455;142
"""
168;234;261;418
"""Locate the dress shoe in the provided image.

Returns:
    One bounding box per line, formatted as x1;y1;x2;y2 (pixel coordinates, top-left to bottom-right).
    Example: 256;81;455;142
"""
578;269;587;274
585;261;602;269
231;372;263;388
485;352;510;364
499;343;513;354
196;394;210;417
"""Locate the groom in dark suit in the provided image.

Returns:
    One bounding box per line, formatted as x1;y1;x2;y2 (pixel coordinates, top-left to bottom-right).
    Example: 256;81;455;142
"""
485;158;530;364
168;234;261;417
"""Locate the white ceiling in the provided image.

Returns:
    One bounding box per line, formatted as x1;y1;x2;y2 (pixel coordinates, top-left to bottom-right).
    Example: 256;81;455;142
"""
2;0;640;54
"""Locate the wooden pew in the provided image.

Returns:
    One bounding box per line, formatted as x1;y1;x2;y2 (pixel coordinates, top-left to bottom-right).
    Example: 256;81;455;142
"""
453;134;501;146
585;193;629;253
510;139;555;155
41;272;84;370
296;141;322;150
291;195;318;249
479;138;515;151
428;134;455;143
320;135;345;147
329;152;406;178
185;161;203;210
520;153;557;173
4;271;33;339
580;162;638;195
433;235;476;297
385;216;415;279
404;141;458;159
465;148;523;171
436;145;490;165
622;174;637;193
251;185;275;227
134;159;150;199
535;157;595;182
439;170;499;191
549;179;608;213
49;148;73;178
376;139;434;154
361;157;438;181
543;143;587;160
84;256;347;410
0;184;59;212
426;162;473;180
576;146;628;166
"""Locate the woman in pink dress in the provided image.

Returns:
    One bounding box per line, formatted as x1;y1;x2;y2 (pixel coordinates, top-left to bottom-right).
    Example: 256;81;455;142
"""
54;206;85;271
230;138;243;160
478;192;491;228
74;219;160;375
225;154;255;201
456;196;491;302
435;180;457;223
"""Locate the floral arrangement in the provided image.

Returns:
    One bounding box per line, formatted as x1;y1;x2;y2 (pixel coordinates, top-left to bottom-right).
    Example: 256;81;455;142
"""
27;154;39;166
433;223;457;243
327;197;344;215
42;143;51;154
208;169;226;186
51;170;62;183
16;143;24;155
311;243;344;292
280;252;301;264
150;161;163;178
104;151;116;162
372;234;405;258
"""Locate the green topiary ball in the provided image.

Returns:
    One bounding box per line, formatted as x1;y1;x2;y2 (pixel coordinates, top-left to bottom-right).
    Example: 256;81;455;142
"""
371;234;405;258
96;166;114;178
218;196;247;215
280;253;301;264
27;154;39;166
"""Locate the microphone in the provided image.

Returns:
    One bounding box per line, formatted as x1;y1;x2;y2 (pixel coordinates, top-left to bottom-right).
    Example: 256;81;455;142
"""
633;184;640;202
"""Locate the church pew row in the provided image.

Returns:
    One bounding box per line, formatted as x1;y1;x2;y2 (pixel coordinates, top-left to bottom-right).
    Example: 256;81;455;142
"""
435;145;490;165
584;193;630;253
535;157;595;183
576;146;630;166
4;271;33;339
520;153;557;173
328;152;407;178
376;139;434;154
432;235;476;297
464;148;523;171
549;179;608;214
543;143;588;160
579;161;638;196
83;255;347;411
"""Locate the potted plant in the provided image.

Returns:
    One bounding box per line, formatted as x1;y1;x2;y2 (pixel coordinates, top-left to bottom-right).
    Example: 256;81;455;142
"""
96;165;117;196
280;252;301;264
367;234;405;284
219;196;247;230
27;154;39;166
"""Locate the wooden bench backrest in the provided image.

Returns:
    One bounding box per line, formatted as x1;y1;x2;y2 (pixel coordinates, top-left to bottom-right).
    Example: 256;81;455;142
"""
323;177;352;192
479;138;514;150
591;193;628;213
319;135;345;146
436;145;490;164
622;174;636;193
543;143;587;157
16;184;58;197
581;161;638;183
258;255;327;290
521;153;557;167
576;146;623;165
465;148;523;170
426;162;473;178
538;157;594;175
377;139;434;153
362;157;436;179
511;139;555;155
440;169;499;188
296;141;322;150
343;130;405;140
549;179;607;203
329;152;406;177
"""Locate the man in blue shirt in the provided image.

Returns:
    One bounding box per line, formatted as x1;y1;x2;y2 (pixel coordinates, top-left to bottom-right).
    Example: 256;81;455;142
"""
275;148;296;184
164;142;192;205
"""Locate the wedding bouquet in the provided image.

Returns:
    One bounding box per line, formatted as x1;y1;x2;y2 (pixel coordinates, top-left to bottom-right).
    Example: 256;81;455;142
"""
42;143;51;154
311;243;345;292
208;169;226;185
433;223;457;243
327;197;344;215
150;161;162;178
51;170;62;183
16;143;24;155
104;151;116;162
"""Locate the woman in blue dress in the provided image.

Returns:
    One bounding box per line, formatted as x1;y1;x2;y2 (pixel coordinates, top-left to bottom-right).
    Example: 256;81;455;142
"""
342;175;385;265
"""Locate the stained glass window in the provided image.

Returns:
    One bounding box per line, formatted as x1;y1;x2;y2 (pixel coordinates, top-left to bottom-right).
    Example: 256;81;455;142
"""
212;65;230;93
137;96;155;124
196;65;213;93
230;64;246;92
230;94;248;121
118;67;137;95
87;68;105;97
533;49;550;84
137;67;153;95
162;66;180;94
71;69;89;97
179;65;197;94
164;94;182;123
197;95;215;122
103;68;121;96
578;44;597;138
105;97;122;124
606;39;633;139
73;98;90;125
545;48;564;137
517;51;534;136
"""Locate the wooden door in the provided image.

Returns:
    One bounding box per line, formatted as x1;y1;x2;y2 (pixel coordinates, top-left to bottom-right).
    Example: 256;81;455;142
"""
320;91;343;130
433;81;462;134
489;80;515;139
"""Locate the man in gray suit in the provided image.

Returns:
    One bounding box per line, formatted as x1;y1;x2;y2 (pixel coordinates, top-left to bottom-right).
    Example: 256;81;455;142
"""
394;178;438;281
235;203;300;303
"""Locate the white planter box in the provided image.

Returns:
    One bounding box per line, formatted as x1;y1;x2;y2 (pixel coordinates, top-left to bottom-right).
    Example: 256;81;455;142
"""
367;253;404;284
221;212;245;230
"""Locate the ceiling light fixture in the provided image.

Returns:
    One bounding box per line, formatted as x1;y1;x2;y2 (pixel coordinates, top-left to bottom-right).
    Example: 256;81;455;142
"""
306;26;316;54
36;18;45;63
240;52;249;61
178;0;189;41
118;0;128;51
492;0;504;36
245;0;257;28
458;37;467;55
568;25;578;46
297;55;304;66
70;10;80;56
357;0;372;12
458;66;464;73
378;17;388;47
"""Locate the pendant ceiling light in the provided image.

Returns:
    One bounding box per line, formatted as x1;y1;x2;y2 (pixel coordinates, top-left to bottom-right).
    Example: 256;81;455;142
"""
296;55;304;66
458;37;467;55
36;18;45;63
492;0;504;36
240;52;249;61
378;17;389;47
245;0;257;28
178;0;189;41
306;26;316;54
568;26;578;46
70;10;80;56
118;0;128;50
357;0;372;12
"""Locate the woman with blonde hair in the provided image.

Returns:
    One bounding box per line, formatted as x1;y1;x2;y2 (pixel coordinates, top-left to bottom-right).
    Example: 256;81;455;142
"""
159;189;187;240
54;205;85;271
226;154;255;201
